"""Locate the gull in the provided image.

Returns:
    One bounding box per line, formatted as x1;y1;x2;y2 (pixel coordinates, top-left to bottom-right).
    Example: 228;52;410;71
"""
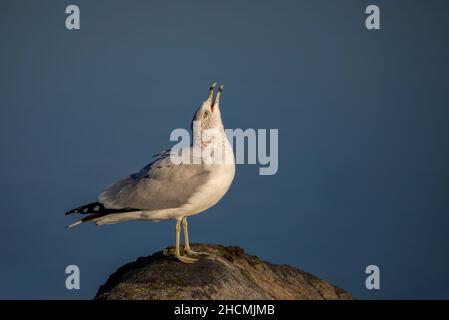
66;83;235;263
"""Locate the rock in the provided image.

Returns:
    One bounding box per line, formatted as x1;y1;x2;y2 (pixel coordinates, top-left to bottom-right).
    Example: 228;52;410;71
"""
95;244;352;300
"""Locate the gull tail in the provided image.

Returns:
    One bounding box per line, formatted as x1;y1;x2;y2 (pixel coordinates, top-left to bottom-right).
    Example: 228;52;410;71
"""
66;215;100;228
65;202;141;228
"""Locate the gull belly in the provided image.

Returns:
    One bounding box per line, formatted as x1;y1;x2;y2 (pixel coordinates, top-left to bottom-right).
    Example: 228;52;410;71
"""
181;162;235;217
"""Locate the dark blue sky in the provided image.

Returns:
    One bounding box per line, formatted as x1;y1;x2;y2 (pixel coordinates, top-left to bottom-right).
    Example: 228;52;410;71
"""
1;0;448;299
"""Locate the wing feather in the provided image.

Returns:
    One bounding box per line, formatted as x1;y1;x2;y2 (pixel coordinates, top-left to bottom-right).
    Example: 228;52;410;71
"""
98;149;210;211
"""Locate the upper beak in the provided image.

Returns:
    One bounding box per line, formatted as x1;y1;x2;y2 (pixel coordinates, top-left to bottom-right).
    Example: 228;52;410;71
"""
208;82;217;101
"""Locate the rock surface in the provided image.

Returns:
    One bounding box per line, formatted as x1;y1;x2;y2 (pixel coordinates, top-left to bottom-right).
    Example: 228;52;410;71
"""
95;244;352;300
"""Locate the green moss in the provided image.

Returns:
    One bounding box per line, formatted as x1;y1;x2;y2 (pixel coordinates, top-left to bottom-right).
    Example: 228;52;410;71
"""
163;247;176;256
240;268;255;284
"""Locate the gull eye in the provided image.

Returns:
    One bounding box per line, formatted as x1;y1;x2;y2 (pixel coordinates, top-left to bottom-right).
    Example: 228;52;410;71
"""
203;111;208;119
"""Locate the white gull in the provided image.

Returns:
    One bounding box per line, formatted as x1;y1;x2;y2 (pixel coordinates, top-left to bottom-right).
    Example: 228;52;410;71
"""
66;83;235;263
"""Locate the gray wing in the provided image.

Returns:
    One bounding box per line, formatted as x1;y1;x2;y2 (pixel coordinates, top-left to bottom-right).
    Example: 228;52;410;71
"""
98;151;210;211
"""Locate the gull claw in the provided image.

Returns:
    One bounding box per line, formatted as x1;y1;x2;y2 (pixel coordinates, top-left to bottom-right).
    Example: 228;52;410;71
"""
163;246;200;263
175;253;198;263
185;247;210;257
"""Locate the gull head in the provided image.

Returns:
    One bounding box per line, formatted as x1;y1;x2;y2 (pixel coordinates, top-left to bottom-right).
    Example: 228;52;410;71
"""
191;82;225;133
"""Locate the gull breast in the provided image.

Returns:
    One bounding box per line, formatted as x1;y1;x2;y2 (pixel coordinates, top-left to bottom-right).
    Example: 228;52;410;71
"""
181;162;235;216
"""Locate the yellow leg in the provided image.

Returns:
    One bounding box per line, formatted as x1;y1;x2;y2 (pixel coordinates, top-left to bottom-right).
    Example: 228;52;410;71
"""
175;218;197;263
182;217;209;256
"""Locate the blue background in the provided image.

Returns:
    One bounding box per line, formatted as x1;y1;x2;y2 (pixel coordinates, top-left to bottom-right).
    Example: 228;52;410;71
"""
1;0;448;299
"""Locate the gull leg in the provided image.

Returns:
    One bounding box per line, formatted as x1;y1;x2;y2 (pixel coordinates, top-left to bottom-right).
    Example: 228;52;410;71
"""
175;218;198;263
182;217;209;256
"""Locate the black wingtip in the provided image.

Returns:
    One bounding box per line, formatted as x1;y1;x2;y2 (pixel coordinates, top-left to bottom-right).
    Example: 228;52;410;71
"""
65;209;78;215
